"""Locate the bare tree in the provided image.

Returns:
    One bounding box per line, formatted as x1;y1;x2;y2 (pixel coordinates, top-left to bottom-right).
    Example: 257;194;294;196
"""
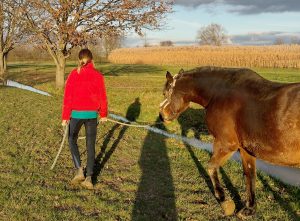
23;0;172;88
143;32;149;47
102;34;123;58
0;0;26;77
274;37;285;45
197;23;228;46
160;40;173;47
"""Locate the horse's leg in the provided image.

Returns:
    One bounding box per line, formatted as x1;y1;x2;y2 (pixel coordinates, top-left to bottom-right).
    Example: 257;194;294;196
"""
237;148;256;218
207;140;237;216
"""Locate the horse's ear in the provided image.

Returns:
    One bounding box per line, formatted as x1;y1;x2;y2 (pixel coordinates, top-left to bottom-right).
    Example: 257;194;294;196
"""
177;68;184;78
166;71;173;83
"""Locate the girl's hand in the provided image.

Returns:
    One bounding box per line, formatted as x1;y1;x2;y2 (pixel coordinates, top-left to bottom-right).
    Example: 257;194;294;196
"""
100;117;107;122
62;120;69;127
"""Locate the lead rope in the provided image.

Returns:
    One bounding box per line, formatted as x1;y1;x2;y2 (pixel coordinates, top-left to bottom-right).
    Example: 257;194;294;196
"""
77;118;151;140
106;118;148;128
50;123;69;170
50;117;159;170
108;110;164;126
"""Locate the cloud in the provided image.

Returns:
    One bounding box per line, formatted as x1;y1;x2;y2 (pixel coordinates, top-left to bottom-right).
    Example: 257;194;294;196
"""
230;31;300;45
124;31;300;47
174;0;217;8
174;0;300;14
124;35;197;47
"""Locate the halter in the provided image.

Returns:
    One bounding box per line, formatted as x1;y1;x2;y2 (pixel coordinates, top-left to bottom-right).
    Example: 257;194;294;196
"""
160;74;188;115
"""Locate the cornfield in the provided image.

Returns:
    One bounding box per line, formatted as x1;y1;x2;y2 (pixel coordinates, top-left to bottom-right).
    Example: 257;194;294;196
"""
108;45;300;68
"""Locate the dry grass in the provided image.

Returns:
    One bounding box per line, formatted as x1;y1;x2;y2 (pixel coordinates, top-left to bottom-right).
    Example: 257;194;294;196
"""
109;45;300;68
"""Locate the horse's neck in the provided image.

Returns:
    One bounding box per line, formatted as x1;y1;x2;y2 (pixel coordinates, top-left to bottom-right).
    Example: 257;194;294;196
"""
187;72;284;107
183;74;218;108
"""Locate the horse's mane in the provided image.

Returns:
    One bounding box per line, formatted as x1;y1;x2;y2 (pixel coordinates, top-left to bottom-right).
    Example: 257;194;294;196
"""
183;66;261;80
176;66;286;96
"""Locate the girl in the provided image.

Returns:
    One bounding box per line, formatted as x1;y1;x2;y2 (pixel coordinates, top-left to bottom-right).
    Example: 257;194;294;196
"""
62;49;108;190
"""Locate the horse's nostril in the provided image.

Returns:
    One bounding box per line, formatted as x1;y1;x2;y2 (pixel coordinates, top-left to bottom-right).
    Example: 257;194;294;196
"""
159;113;164;122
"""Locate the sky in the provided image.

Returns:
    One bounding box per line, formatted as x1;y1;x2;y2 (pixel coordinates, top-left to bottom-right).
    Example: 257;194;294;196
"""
124;0;300;47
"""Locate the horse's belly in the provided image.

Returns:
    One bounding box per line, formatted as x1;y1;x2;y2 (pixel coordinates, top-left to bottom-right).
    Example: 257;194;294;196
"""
257;149;300;167
239;95;300;167
242;136;300;167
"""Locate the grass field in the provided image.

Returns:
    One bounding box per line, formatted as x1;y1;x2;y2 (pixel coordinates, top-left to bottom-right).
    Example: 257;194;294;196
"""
0;62;300;220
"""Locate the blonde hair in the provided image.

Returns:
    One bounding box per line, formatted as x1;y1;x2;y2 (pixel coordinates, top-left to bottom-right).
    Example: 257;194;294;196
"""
77;48;93;73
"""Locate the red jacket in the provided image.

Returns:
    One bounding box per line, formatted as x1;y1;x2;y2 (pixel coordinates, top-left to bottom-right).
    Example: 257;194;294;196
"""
62;62;108;120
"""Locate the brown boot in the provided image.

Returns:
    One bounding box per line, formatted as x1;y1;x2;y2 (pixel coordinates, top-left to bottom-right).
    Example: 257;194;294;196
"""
70;167;85;185
81;176;93;190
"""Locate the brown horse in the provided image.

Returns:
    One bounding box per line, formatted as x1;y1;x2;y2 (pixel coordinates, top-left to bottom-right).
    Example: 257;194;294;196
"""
159;67;300;218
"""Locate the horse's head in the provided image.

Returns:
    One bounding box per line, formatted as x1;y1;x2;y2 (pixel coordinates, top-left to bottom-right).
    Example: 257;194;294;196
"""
159;69;190;122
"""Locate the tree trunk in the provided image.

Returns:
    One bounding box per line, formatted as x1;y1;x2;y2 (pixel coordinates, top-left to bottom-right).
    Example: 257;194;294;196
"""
3;52;7;72
0;52;4;77
55;53;66;89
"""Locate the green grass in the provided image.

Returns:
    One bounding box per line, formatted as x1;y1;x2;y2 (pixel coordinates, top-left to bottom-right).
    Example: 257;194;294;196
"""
0;62;300;220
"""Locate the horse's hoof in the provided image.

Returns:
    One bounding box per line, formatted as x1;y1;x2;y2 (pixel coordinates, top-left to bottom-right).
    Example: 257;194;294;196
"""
237;207;256;219
221;200;235;216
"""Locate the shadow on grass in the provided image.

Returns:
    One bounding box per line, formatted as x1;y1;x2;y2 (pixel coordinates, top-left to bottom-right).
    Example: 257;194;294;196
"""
92;124;127;184
102;64;164;76
7;72;55;86
257;173;300;221
219;168;243;211
177;107;209;137
8;63;74;70
6;63;56;86
6;62;77;86
92;98;141;183
131;118;178;221
177;108;243;209
5;63;164;86
8;63;55;70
